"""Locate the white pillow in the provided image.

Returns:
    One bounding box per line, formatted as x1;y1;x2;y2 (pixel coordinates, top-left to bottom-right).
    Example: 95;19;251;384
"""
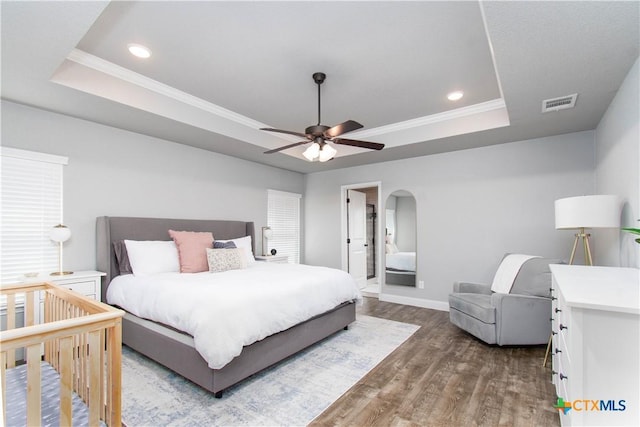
124;240;180;276
215;235;255;264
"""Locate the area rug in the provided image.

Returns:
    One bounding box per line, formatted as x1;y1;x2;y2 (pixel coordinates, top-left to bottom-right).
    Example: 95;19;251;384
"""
121;314;419;426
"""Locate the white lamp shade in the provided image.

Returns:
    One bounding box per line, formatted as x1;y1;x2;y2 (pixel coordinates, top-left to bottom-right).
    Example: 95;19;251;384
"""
555;195;622;229
318;144;337;162
263;227;273;240
50;224;71;242
303;143;320;161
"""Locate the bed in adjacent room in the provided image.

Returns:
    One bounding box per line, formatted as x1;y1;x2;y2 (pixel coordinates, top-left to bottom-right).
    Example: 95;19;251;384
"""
96;216;360;397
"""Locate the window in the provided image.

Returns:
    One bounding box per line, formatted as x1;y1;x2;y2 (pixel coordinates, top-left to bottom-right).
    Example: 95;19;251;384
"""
267;189;301;264
1;147;68;284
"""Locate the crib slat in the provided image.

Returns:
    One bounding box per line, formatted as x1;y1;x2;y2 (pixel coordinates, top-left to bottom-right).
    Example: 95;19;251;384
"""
109;321;123;427
100;329;106;421
1;352;6;427
88;330;101;425
6;294;15;369
26;344;41;426
25;291;35;327
59;336;73;426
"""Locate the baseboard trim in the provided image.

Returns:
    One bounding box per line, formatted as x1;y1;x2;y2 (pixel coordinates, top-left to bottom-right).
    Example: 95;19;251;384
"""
378;293;449;312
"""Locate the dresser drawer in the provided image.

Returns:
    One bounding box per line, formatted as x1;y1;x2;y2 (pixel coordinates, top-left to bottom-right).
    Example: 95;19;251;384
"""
39;280;97;301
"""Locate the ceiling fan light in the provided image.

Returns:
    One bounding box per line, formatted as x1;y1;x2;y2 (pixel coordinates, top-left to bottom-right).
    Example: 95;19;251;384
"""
318;144;337;162
303;143;320;161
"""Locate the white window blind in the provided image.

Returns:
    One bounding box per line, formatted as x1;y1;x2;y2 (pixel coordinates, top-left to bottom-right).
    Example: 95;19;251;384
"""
267;189;301;264
1;148;68;284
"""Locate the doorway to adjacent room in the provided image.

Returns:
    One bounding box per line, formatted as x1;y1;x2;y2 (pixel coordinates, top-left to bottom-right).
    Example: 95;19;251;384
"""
340;182;381;297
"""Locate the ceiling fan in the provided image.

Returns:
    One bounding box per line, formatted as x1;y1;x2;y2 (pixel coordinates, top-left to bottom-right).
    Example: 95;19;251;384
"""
261;72;385;162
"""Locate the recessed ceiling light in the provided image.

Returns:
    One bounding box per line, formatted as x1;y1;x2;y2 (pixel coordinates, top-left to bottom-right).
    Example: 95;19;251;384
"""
127;43;151;59
447;91;464;101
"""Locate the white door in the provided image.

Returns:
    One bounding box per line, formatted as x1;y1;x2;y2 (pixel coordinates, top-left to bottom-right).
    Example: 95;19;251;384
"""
347;189;367;289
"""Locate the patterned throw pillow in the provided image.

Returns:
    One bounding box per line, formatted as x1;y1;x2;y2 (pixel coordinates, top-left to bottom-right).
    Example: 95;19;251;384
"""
206;248;247;273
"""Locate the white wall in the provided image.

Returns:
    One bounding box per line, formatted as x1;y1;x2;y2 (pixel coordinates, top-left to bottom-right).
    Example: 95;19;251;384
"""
305;132;595;307
595;57;639;268
1;101;304;272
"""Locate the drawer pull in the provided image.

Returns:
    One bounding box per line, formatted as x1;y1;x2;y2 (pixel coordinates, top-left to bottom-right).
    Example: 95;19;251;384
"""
555;308;562;313
559;373;568;380
551;297;557;301
551;331;557;335
552;370;557;376
559;324;568;331
550;317;554;322
554;348;562;354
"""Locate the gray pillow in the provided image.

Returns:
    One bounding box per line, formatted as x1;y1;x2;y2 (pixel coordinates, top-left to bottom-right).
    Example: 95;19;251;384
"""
213;241;237;249
113;240;133;275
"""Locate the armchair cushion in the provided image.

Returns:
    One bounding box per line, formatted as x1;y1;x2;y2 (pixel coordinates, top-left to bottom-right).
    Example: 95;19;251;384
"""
448;293;495;324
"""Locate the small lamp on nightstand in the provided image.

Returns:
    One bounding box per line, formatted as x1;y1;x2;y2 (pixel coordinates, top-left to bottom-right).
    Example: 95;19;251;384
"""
262;226;273;256
50;224;73;276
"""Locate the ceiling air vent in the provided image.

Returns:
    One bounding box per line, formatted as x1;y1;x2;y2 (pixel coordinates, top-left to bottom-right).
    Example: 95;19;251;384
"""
542;93;578;113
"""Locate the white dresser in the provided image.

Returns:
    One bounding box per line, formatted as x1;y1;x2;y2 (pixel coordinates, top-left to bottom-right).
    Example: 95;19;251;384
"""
550;264;639;426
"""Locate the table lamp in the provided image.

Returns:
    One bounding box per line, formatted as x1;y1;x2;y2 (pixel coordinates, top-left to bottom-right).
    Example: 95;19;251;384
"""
50;224;73;275
554;195;622;265
262;226;273;256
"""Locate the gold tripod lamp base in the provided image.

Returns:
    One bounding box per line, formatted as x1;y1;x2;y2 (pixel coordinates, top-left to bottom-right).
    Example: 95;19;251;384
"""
568;227;593;266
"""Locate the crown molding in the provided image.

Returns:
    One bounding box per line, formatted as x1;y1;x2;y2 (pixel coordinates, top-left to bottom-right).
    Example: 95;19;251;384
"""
66;49;268;131
346;98;507;139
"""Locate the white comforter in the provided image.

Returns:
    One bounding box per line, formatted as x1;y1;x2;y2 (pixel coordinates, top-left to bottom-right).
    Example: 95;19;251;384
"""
386;252;416;272
106;262;361;369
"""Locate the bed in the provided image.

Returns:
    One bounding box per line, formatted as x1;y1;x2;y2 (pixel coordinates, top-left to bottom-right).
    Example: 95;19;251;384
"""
385;251;417;286
1;281;123;426
386;251;416;272
96;216;359;398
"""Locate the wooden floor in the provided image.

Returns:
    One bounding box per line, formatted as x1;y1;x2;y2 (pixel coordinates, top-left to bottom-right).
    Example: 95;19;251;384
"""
310;297;560;427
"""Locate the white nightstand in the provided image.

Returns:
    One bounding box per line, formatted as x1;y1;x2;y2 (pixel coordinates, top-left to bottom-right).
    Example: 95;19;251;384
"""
22;270;105;325
254;255;289;264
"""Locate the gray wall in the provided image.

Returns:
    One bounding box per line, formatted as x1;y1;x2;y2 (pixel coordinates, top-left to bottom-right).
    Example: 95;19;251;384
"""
1;101;304;272
595;57;639;268
305;131;595;305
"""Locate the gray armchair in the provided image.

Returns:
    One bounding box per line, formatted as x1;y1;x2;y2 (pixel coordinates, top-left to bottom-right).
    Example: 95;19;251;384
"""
448;256;562;346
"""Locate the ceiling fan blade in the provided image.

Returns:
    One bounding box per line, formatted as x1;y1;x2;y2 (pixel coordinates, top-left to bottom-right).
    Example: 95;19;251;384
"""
324;120;363;138
332;138;385;151
260;128;309;139
264;140;309;154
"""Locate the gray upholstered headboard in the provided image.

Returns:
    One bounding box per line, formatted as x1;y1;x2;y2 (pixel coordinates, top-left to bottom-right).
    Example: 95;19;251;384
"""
96;216;255;302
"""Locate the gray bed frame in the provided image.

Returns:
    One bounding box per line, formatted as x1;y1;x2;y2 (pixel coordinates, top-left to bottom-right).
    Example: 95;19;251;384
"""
96;216;356;397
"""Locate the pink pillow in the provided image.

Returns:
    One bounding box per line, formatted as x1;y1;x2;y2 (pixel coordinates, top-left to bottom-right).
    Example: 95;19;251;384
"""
168;230;214;273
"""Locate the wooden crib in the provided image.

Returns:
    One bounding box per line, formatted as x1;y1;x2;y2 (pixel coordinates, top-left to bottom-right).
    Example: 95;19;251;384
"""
1;281;124;426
